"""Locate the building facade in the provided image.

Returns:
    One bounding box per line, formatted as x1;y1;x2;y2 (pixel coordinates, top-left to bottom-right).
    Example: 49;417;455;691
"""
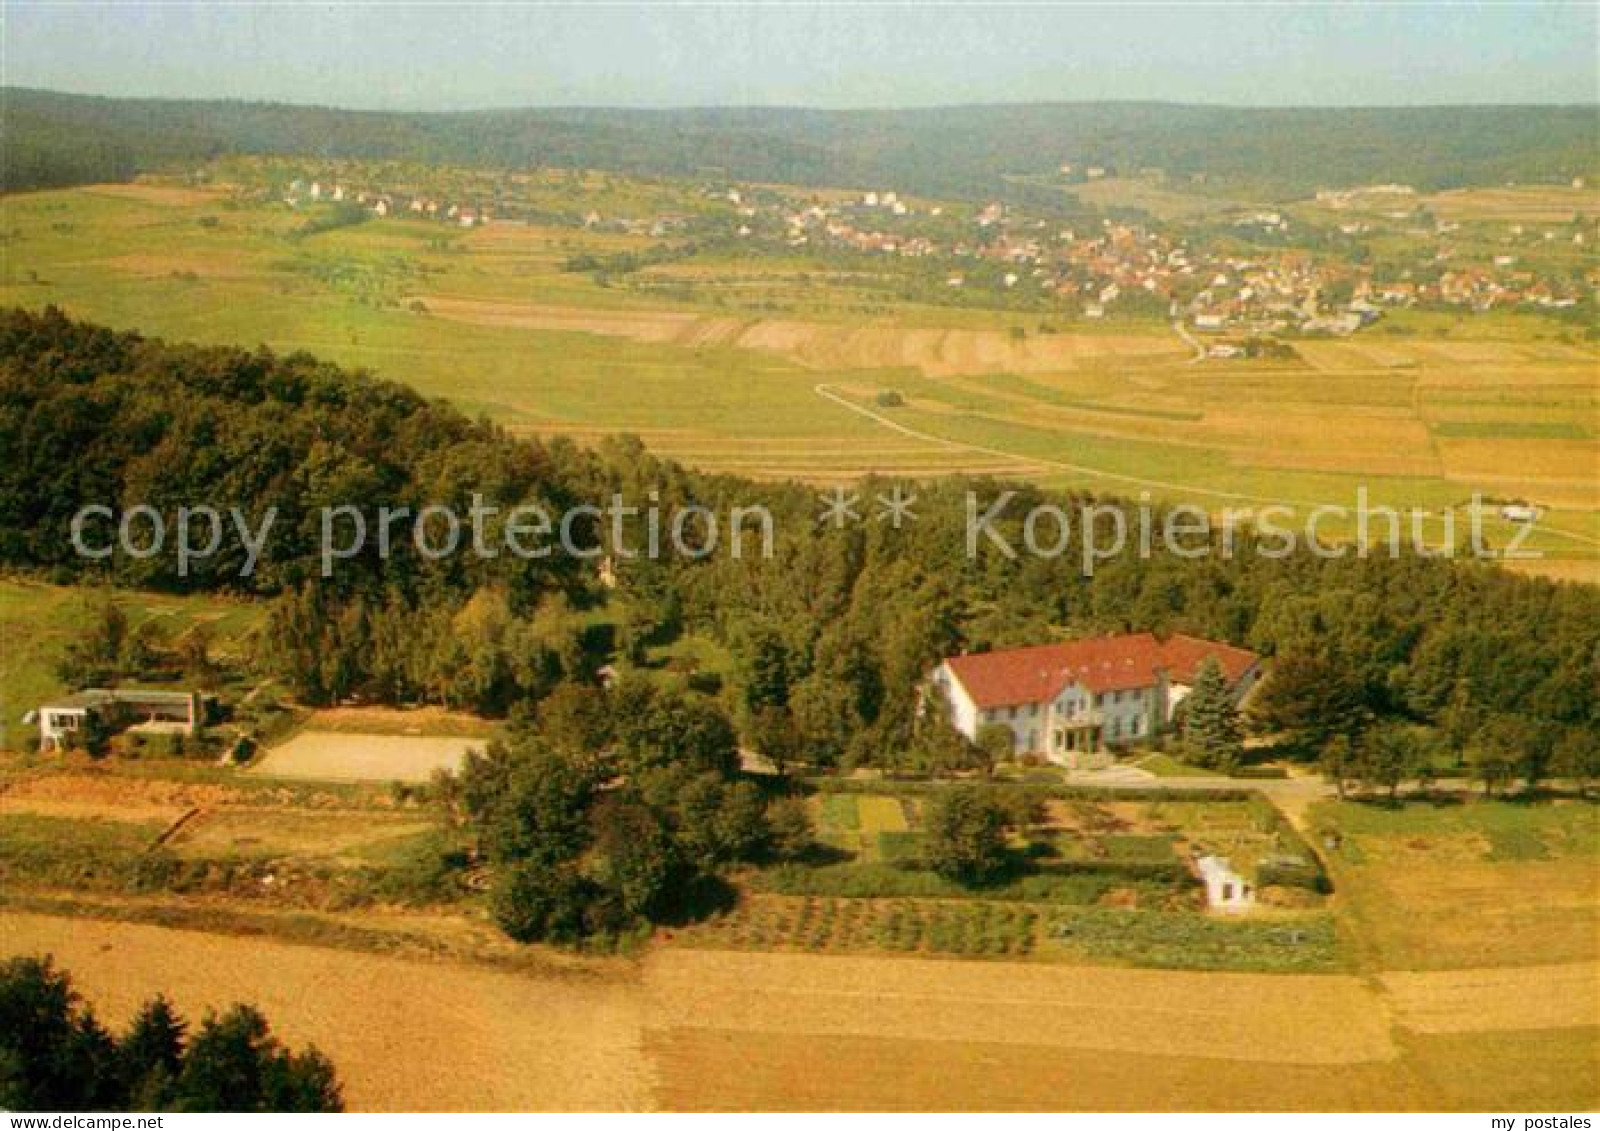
928;632;1260;769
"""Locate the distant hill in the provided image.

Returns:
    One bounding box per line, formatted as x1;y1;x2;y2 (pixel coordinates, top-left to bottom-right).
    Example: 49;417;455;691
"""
3;88;1595;199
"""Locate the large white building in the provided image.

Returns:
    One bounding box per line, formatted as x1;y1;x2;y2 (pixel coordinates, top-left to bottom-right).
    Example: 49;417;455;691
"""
928;632;1260;769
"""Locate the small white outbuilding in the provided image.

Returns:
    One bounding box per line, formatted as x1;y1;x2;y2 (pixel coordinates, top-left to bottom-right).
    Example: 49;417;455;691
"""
1196;855;1255;913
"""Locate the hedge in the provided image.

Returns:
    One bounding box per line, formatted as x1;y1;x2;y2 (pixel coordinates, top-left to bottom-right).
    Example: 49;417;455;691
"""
806;777;1257;803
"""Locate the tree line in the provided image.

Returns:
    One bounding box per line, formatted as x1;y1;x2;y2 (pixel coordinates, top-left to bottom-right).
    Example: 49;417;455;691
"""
0;956;341;1112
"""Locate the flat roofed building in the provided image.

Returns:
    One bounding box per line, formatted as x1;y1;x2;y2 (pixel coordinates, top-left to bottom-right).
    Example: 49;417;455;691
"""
37;688;205;753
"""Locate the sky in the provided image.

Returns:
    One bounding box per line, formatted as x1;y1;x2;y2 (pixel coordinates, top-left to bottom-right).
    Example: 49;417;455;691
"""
4;2;1596;110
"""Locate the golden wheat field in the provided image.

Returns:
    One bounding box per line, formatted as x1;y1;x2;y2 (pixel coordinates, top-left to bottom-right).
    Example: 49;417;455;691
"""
3;912;1595;1111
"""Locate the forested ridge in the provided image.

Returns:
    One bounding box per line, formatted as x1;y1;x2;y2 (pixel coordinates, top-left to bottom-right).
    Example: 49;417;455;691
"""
4;87;1596;197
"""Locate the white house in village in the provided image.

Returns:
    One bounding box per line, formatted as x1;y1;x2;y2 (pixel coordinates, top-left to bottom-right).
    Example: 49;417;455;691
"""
927;632;1260;769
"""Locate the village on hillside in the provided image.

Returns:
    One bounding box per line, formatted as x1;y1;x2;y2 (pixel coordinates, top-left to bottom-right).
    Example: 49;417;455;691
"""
266;160;1598;347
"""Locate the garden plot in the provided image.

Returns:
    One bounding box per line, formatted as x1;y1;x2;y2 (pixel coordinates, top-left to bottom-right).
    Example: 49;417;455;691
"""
165;806;439;865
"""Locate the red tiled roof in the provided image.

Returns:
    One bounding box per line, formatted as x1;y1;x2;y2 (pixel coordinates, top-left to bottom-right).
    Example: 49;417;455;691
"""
942;633;1257;709
1154;633;1259;687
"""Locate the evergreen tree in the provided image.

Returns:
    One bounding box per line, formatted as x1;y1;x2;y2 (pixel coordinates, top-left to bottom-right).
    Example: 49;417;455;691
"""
173;1005;341;1113
117;996;185;1109
0;959;340;1113
1181;657;1243;771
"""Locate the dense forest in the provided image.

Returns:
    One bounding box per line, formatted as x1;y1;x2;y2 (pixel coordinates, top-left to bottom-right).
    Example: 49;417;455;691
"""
4;88;1596;197
4;306;1598;938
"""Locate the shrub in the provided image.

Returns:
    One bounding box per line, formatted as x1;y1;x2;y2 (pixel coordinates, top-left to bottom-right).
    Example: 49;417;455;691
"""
764;797;815;861
1232;765;1289;780
923;787;1012;886
1255;854;1328;893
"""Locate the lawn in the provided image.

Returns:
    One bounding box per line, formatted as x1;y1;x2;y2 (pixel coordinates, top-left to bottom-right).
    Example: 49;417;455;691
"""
799;786;1320;897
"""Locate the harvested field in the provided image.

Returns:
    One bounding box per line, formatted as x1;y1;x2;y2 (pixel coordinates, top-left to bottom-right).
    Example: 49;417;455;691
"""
4;185;1596;578
643;1027;1429;1111
103;251;255;280
1379;962;1600;1034
0;912;648;1112
1504;557;1600;585
640;949;1396;1065
250;731;483;784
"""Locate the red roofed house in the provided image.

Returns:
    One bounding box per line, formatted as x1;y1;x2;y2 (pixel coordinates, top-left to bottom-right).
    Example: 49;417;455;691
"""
928;633;1260;769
